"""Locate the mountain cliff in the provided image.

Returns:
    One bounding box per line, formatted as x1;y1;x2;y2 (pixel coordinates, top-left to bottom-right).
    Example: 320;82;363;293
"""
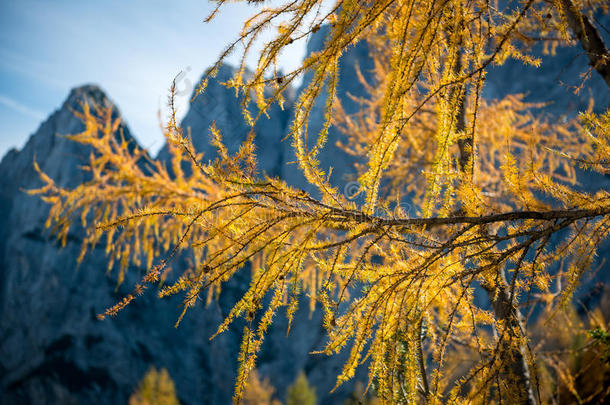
279;24;375;193
156;64;292;178
0;32;373;405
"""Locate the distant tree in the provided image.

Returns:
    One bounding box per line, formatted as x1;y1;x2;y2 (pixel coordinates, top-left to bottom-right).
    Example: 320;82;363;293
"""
242;369;282;405
32;0;610;403
129;367;180;405
286;371;317;405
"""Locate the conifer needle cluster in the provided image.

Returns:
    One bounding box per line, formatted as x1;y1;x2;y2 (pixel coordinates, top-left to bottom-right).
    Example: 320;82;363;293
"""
32;0;610;403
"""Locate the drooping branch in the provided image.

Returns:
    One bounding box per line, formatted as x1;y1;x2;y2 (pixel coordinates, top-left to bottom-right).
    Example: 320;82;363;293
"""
558;0;610;87
451;47;472;176
481;271;538;405
452;45;535;403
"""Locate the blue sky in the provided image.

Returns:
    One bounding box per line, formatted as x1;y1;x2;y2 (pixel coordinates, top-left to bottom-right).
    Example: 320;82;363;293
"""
0;0;308;157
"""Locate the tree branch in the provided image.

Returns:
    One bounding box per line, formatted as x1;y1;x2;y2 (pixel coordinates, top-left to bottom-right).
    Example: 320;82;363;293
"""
559;0;610;87
330;206;610;229
416;317;430;400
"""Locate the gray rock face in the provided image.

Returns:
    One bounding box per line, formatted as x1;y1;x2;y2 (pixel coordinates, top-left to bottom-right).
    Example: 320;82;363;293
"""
483;41;609;117
157;64;292;178
280;25;375;194
0;60;367;405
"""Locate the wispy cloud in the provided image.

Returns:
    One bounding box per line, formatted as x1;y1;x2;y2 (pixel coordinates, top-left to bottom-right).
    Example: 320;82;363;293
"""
0;0;308;158
0;94;45;120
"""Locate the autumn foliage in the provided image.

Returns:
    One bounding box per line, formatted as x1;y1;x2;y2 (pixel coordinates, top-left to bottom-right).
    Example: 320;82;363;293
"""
129;367;180;405
242;369;282;405
31;0;610;403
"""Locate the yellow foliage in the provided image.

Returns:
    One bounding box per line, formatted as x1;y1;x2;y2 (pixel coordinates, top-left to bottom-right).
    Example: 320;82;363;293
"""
30;0;610;404
243;369;282;405
129;367;180;405
531;290;610;404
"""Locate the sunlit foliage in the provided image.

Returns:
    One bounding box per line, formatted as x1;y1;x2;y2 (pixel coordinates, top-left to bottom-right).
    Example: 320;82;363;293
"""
532;289;610;403
129;367;180;405
31;0;610;403
243;369;282;405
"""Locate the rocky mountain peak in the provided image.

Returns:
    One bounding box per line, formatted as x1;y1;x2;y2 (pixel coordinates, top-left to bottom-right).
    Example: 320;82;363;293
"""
64;84;111;109
157;62;291;178
0;73;362;404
